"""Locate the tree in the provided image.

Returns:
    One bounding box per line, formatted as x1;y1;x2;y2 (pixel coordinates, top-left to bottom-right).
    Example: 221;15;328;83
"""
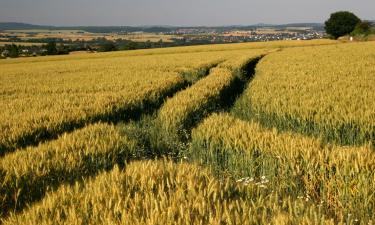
325;11;361;39
98;42;117;52
7;44;19;58
46;41;58;55
351;20;373;36
56;43;69;55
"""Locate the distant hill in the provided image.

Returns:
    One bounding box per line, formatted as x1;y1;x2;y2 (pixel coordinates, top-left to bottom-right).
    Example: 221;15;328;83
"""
0;22;54;30
252;23;323;28
0;22;325;33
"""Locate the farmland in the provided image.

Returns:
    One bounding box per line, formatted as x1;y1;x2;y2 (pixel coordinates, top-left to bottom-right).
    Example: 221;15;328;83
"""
0;42;45;46
0;50;234;154
0;39;374;224
191;114;375;222
232;42;375;147
0;30;177;42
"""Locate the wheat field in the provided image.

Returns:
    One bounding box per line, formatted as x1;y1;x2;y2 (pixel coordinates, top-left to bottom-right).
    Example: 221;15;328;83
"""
1;39;373;224
232;42;375;147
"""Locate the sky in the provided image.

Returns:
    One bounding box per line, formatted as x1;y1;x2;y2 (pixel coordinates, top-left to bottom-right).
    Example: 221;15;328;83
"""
0;0;374;26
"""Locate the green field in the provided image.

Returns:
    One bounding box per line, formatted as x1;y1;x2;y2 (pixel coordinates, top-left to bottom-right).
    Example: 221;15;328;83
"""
1;39;374;224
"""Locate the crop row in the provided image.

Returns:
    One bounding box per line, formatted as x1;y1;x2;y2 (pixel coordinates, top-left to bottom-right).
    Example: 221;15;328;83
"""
232;42;375;147
0;50;265;217
0;123;138;217
157;50;266;148
3;160;340;225
0;50;237;155
191;113;375;221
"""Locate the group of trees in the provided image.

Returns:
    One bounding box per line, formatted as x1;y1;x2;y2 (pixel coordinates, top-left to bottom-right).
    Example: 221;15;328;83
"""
5;44;20;58
95;38;212;52
1;38;175;58
325;11;374;39
0;42;69;58
94;38;165;52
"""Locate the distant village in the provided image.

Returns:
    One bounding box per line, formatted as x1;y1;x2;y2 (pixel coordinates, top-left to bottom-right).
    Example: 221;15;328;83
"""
169;28;324;43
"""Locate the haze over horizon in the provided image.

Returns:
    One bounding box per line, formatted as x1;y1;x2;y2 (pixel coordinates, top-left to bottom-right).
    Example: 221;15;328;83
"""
0;0;374;26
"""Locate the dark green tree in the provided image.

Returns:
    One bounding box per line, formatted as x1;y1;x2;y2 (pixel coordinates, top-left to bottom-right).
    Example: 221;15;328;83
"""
98;42;117;52
46;41;58;55
8;44;19;58
57;43;69;55
325;11;361;39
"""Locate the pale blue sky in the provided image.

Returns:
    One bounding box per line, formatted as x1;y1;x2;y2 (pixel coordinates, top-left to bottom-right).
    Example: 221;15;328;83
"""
0;0;374;26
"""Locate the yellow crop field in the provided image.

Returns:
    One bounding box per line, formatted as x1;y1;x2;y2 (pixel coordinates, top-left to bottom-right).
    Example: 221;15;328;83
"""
191;113;375;222
158;50;265;142
0;123;137;217
0;39;373;223
3;160;335;225
232;42;375;147
0;50;238;154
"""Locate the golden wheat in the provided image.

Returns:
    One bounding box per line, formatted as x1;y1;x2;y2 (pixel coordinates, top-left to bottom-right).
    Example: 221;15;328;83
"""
1;39;365;224
0;123;137;217
191;113;375;221
158;50;266;143
232;41;375;147
0;50;240;154
4;160;337;225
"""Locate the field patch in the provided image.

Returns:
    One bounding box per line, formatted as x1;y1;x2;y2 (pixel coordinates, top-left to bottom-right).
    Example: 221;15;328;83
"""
0;123;139;217
1;40;373;223
232;42;375;147
156;51;265;154
3;160;337;225
0;50;236;154
191;113;375;221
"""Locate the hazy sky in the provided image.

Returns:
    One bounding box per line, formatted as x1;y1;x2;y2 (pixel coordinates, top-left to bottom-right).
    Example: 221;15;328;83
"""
0;0;374;26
